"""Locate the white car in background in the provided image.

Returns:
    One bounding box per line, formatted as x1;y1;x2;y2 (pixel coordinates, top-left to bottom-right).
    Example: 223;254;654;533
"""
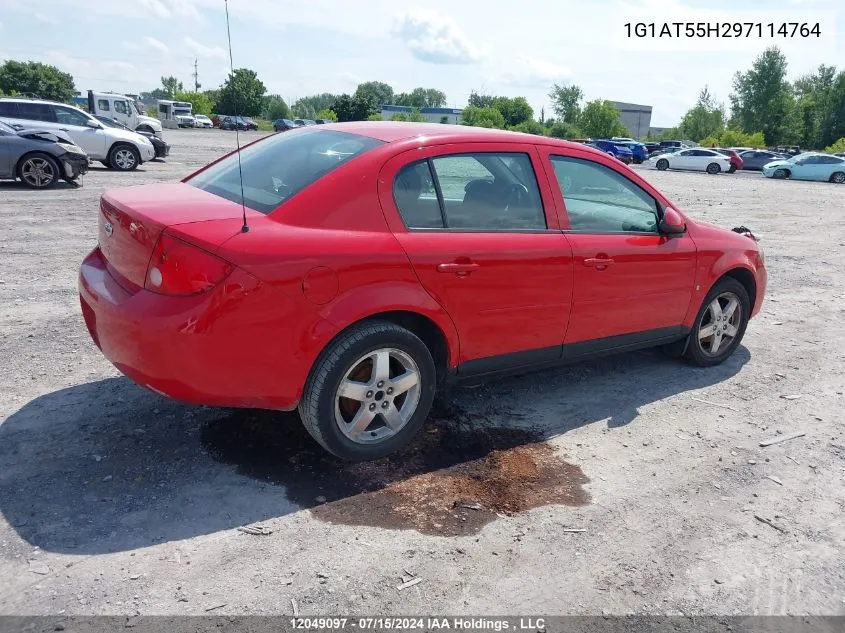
651;148;733;175
0;98;155;171
193;114;213;128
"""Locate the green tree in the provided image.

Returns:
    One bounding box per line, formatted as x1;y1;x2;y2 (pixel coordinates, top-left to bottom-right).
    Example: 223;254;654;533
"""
460;106;505;129
824;137;845;153
331;94;375;122
468;91;495;108
293;93;338;118
730;47;795;146
0;60;76;102
215;69;266;117
263;95;292;120
174;91;213;116
395;87;447;108
578;100;628;138
549;83;583;123
819;72;845;149
492;96;533;127
440;115;450;124
391;112;408;122
315;108;338;122
510;120;544;135
161;76;184;98
719;128;766;148
547;121;582;139
354;81;394;108
367;113;384;121
141;89;170;101
678;86;726;141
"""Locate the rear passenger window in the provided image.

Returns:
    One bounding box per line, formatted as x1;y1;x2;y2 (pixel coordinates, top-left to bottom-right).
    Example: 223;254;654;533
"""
551;156;658;233
16;102;55;122
0;102;19;117
394;153;545;231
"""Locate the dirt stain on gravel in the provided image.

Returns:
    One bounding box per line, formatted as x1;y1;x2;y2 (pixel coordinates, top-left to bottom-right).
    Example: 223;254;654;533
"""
201;402;589;536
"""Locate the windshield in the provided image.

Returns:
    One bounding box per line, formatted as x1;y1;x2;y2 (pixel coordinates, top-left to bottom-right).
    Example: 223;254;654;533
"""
188;129;383;214
0;120;15;134
96;116;126;130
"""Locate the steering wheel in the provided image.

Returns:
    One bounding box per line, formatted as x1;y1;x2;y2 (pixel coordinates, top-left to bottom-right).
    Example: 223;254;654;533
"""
503;183;530;211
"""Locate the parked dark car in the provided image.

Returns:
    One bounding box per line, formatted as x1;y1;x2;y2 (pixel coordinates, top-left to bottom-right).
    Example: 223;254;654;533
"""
314;119;333;125
587;140;634;164
659;140;684;149
219;116;258;131
0;119;88;188
95;115;170;160
273;119;298;132
609;140;649;164
643;142;661;154
294;118;317;126
738;150;788;171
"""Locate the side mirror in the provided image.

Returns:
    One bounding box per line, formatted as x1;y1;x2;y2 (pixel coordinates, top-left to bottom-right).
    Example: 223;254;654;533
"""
86;119;100;129
659;207;687;236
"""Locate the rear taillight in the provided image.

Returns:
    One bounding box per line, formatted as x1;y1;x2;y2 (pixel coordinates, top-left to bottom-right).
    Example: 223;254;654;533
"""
145;233;233;296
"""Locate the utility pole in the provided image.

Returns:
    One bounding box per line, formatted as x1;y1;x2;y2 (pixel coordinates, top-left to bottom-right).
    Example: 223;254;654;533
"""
192;58;201;92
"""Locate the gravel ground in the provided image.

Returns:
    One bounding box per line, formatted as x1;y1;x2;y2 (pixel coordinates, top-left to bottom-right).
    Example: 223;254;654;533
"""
1;129;844;617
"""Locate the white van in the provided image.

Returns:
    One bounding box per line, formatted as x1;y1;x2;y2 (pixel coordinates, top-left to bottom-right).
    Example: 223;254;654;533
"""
0;98;155;171
87;91;164;137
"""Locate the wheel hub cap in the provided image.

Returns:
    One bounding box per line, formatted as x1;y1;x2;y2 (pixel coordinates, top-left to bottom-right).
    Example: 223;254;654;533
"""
698;292;742;356
334;348;421;444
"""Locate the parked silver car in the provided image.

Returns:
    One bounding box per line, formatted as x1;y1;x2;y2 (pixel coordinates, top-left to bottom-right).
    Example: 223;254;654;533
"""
0;120;88;188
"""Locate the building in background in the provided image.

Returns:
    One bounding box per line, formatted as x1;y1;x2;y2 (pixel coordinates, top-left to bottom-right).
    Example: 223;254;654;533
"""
380;104;462;124
610;101;652;139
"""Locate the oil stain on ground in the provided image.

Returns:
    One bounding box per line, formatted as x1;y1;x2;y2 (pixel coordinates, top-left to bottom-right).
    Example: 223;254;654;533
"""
201;401;589;536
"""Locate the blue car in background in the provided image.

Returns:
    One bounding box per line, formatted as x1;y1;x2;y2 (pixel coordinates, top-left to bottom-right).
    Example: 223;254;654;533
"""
587;140;634;164
607;140;648;164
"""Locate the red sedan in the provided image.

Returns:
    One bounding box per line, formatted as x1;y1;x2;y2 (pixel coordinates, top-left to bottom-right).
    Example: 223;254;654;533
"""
713;148;744;173
79;123;767;460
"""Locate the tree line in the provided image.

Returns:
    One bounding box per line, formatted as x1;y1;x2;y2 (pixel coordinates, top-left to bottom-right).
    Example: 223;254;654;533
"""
1;47;843;151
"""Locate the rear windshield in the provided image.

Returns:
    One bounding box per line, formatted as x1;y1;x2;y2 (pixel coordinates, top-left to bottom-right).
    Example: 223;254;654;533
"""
188;129;382;214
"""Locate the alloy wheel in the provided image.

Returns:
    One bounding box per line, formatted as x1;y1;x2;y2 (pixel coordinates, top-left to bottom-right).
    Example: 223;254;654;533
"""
334;347;422;444
114;149;137;170
697;292;742;357
21;157;56;188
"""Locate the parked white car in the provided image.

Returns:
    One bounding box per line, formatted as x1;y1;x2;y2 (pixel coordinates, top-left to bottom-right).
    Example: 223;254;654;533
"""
0;98;155;171
193;114;213;128
651;148;733;174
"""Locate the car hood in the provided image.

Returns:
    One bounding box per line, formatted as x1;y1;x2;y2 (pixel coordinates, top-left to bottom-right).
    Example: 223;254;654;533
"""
691;218;761;248
15;128;75;145
106;127;154;146
136;115;162;130
762;160;791;169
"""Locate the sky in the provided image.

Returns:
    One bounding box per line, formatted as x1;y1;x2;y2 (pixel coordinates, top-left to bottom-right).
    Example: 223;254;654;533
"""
0;0;841;126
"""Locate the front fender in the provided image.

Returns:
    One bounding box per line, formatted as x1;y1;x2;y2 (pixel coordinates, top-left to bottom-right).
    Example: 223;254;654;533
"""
316;280;461;367
682;250;762;327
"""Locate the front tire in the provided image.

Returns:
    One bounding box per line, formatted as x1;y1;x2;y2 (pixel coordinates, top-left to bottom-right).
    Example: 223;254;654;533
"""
298;320;437;461
773;168;790;179
706;162;721;175
107;144;140;171
830;171;845;184
17;152;61;189
684;277;750;367
656;158;669;171
728;165;737;173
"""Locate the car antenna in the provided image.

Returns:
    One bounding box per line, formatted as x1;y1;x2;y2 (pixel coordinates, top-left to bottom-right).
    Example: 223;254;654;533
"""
224;0;249;233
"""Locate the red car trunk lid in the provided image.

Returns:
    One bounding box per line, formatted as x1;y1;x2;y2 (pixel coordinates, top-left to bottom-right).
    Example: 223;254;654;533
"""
98;183;249;289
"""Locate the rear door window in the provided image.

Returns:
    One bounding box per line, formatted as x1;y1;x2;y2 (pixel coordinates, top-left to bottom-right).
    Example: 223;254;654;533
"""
15;102;56;122
188;129;383;214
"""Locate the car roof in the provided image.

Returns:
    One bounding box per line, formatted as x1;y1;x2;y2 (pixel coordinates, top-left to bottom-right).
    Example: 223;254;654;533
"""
321;121;595;151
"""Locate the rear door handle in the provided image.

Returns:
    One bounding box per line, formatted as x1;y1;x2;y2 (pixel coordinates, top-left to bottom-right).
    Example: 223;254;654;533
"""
437;262;480;274
584;257;615;268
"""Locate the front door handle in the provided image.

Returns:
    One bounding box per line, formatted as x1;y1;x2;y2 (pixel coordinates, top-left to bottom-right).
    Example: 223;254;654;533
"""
437;262;480;275
584;257;615;268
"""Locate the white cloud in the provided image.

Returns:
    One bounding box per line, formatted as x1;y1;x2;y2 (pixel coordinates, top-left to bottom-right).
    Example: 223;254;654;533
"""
122;41;140;51
34;13;58;25
497;56;572;89
184;36;227;60
138;0;171;18
144;37;169;55
393;10;480;65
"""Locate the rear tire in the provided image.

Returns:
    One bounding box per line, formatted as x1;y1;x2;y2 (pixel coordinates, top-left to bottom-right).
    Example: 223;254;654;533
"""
684;277;750;367
107;144;140;171
298;320;437;461
706;162;721;175
656;159;669;171
830;171;845;184
17;152;61;189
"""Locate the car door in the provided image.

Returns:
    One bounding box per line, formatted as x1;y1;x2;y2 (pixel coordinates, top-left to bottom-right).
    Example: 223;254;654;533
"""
53;105;107;159
670;149;693;169
0;129;11;177
378;143;574;374
112;99;132;128
539;147;697;355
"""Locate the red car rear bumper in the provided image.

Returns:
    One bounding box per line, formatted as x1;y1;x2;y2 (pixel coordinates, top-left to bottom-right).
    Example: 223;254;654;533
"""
79;247;309;410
